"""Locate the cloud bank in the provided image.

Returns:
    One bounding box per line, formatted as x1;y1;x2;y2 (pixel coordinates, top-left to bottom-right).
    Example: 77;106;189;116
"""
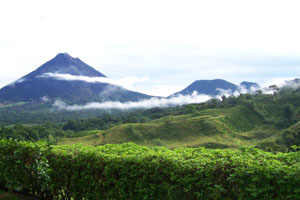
37;73;148;91
53;92;212;111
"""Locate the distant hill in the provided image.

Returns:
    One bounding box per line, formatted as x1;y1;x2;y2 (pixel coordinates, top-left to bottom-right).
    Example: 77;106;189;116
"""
171;79;261;96
0;53;151;104
240;81;260;91
171;79;239;96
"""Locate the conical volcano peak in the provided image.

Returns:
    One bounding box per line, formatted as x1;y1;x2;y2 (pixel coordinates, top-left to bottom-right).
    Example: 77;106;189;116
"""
50;53;82;67
0;53;151;103
24;53;107;79
56;52;71;57
54;52;72;60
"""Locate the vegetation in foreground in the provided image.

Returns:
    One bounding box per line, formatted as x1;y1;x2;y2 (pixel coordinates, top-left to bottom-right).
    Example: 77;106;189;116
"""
0;190;22;200
1;139;300;200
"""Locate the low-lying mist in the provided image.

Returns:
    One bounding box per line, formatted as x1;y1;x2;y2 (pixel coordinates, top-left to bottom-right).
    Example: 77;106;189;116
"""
53;92;212;111
53;81;300;111
37;72;147;91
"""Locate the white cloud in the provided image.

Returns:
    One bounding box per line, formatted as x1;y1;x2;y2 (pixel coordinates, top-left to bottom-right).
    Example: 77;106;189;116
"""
53;92;212;111
262;78;300;91
216;88;235;97
7;78;27;87
262;78;295;88
99;85;121;97
37;73;148;91
135;85;186;97
41;96;50;102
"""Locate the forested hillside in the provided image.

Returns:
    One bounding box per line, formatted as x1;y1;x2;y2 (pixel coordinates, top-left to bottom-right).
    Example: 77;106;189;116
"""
2;87;300;152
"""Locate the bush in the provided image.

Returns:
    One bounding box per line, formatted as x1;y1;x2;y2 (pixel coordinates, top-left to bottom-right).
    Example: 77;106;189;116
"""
1;140;300;199
151;138;165;146
283;103;295;123
0;139;52;199
125;125;144;141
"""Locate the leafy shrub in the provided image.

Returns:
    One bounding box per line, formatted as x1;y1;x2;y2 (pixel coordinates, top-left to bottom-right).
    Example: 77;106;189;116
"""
283;103;295;123
125;125;144;141
0;139;52;199
151;138;165;146
1;140;300;199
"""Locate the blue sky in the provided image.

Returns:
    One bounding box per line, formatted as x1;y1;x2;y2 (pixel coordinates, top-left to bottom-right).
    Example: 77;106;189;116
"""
1;0;300;96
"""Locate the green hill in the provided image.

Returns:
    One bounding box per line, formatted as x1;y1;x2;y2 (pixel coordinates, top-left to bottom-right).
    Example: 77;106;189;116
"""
57;88;300;151
58;104;281;150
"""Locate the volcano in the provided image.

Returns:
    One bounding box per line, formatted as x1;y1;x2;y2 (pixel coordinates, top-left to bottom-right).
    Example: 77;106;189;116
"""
0;53;151;103
171;79;239;96
171;79;260;97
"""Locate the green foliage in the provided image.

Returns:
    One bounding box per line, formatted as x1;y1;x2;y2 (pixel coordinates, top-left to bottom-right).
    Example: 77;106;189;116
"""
1;140;300;199
124;125;144;141
151;138;165;146
0;123;99;144
0;190;23;200
0;101;185;126
279;122;300;150
184;104;198;115
0;139;52;199
283;103;295;123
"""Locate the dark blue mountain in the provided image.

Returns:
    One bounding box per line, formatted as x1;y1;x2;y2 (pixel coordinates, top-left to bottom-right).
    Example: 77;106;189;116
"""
0;53;151;103
172;79;239;96
240;81;260;91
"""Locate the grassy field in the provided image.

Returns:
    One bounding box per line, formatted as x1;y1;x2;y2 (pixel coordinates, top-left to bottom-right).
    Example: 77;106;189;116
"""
58;105;282;150
57;130;104;146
